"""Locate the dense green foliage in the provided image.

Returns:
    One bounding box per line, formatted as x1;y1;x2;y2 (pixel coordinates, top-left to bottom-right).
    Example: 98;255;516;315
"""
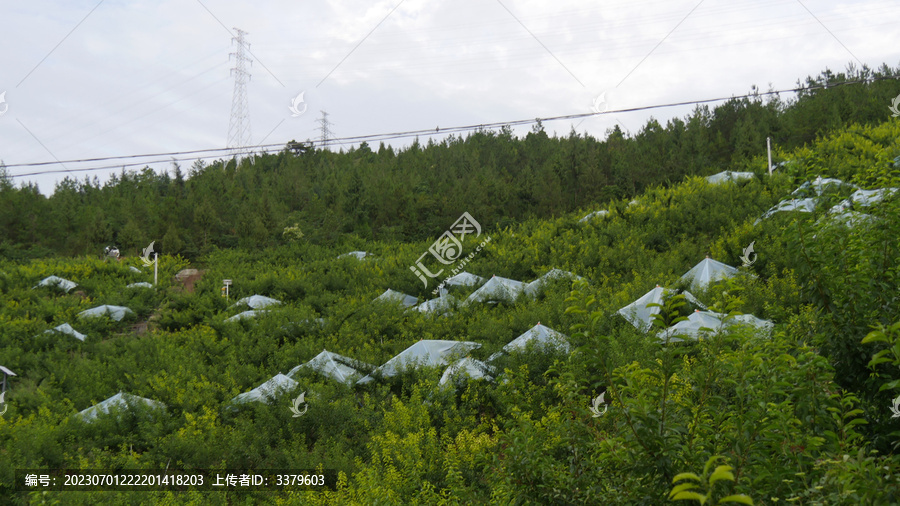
2;64;899;260
2;63;900;504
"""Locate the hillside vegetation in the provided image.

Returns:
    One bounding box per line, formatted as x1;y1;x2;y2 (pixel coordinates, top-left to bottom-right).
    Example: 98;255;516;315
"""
1;65;900;504
2;64;899;258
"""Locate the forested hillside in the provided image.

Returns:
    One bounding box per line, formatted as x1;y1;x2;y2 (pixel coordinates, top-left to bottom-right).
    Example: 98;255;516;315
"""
1;64;899;259
1;63;900;504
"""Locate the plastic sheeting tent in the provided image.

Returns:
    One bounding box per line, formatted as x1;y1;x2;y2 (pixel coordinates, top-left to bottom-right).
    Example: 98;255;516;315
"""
442;272;485;288
233;295;281;309
579;210;609;222
77;305;135;321
731;314;775;334
126;282;153;289
823;210;878;228
618;285;705;332
413;294;457;314
680;257;739;291
287;350;371;385
34;276;77;293
792;176;857;197
849;187;897;206
338;251;370;260
439;357;494;386
524;269;583;298
657;310;773;343
43;323;86;342
374;289;419;308
357;340;481;384
832;188;898;211
231;373;298;405
77;392;166;422
225;310;267;322
465;275;525;304
705;171;754;184
489;323;571;361
657;311;727;343
756;198;818;223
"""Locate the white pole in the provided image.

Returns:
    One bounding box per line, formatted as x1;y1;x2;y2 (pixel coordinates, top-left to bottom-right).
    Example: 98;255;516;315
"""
154;253;158;286
767;137;773;176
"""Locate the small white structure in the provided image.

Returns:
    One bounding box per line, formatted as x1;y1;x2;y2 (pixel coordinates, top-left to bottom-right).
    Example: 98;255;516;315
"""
579;210;609;222
442;272;486;288
126;282;153;289
465;275;526;304
705;171;754;184
618;285;705;332
823;210;878;228
287;350;371;385
77;305;135;321
657;310;773;343
374;289;419;308
414;294;457;314
338;251;370;260
680;257;739;291
792;176;857;196
757;198;818;223
849;187;897;206
357;340;481;384
231;373;298;405
77;392;166;422
43;323;87;342
34;276;77;293
489;323;571;361
524;269;583;298
730;314;775;335
439;357;494;386
657;311;728;343
225;310;267;322
232;295;282;309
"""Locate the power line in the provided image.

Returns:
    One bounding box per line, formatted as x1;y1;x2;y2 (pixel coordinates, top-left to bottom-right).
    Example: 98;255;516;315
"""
4;75;898;178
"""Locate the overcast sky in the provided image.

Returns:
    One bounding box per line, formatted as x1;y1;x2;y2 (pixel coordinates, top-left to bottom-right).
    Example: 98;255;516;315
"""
1;0;898;195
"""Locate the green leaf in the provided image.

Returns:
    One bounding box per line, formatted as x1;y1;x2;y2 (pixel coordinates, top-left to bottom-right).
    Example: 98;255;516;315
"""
718;494;754;505
709;466;735;487
672;472;702;484
862;331;888;344
671;491;707;502
669;482;699;497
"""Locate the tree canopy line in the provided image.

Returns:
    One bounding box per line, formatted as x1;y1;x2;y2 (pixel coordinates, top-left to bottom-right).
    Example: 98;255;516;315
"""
1;63;898;260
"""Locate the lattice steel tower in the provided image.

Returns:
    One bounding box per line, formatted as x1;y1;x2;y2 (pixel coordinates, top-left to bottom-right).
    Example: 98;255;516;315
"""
227;28;252;157
318;110;333;149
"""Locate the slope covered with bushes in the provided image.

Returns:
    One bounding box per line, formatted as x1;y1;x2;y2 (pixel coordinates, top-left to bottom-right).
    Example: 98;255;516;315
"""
1;87;900;504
